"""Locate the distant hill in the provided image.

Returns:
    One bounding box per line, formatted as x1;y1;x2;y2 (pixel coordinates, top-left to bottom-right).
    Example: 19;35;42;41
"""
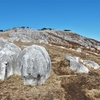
0;27;100;52
0;27;100;100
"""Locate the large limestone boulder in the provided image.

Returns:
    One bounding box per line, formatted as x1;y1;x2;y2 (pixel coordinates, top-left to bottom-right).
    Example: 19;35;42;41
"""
65;56;89;73
0;38;21;80
82;60;100;69
18;45;51;86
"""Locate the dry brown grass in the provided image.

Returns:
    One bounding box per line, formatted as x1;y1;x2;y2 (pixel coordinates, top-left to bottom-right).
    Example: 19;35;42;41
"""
61;72;100;100
52;60;75;75
0;30;13;39
0;40;100;100
85;89;100;100
0;70;65;100
13;40;34;49
0;33;10;39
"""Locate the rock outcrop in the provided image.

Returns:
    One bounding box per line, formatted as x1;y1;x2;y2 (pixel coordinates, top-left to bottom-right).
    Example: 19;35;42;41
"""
82;60;100;69
65;56;89;73
0;27;99;52
0;38;21;80
17;45;51;86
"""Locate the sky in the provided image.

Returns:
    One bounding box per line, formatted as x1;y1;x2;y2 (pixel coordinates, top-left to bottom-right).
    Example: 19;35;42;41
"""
0;0;100;41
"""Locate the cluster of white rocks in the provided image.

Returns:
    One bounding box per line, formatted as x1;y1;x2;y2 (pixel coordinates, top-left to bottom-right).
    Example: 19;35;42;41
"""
65;56;89;73
0;38;21;80
1;27;100;50
65;56;100;73
0;38;51;86
0;37;100;86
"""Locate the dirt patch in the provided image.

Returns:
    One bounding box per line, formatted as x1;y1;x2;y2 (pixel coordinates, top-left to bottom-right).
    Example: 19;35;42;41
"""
61;71;100;100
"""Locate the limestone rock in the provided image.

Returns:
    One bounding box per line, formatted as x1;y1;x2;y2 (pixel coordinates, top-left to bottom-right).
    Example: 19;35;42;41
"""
65;56;89;73
0;38;21;80
83;60;100;69
18;45;51;86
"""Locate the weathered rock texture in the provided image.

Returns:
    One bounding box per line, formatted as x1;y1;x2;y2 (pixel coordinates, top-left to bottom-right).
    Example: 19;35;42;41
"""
0;38;21;80
0;27;100;52
65;56;89;73
82;60;100;69
17;45;51;86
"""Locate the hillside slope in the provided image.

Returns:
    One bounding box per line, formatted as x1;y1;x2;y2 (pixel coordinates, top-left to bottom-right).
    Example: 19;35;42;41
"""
0;28;100;51
0;27;100;100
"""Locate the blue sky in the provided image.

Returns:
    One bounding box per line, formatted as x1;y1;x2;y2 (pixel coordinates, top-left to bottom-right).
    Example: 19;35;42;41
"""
0;0;100;41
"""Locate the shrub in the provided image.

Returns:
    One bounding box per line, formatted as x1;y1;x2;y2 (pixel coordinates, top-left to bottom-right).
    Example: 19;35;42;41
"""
41;28;53;30
21;26;25;28
0;30;3;32
64;29;71;31
26;27;29;28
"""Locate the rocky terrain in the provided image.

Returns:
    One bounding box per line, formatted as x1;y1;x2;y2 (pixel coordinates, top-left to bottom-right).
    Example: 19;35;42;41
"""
0;27;100;100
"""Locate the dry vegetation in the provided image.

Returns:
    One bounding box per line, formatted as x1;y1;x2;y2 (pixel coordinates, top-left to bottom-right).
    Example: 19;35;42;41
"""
0;71;64;100
0;34;100;99
0;32;10;39
0;43;100;100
